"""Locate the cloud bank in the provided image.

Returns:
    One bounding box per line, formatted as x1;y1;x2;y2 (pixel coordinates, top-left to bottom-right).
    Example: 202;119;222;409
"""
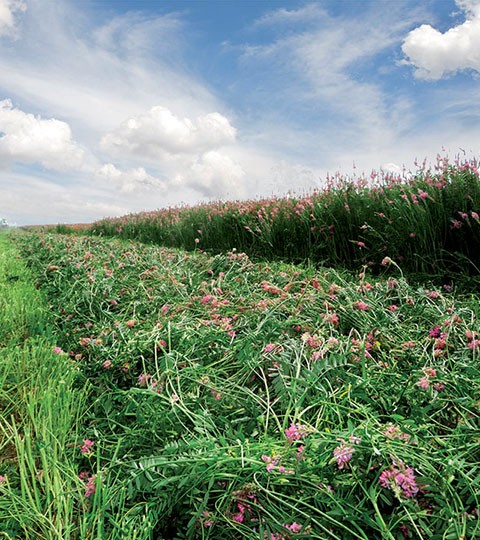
0;0;25;37
0;99;84;170
402;0;480;79
101;106;237;160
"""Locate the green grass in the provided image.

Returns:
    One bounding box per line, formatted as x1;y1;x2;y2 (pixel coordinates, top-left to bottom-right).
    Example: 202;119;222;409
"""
6;230;480;539
0;233;93;539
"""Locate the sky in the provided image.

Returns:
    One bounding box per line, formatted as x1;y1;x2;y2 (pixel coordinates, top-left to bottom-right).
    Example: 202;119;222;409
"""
0;0;479;225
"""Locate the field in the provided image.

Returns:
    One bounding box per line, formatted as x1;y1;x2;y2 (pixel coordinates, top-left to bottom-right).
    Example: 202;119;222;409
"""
1;159;480;539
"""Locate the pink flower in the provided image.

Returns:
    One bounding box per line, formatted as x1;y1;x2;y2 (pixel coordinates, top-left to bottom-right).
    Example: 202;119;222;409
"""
284;423;309;443
137;373;151;387
263;343;277;353
417;376;430;390
379;460;418;498
332;442;354;470
80;473;96;498
468;339;480;350
102;360;112;369
354;300;370;311
126;319;135;328
81;439;95;455
0;475;6;485
53;346;64;354
285;522;302;533
429;325;442;338
388;304;398;312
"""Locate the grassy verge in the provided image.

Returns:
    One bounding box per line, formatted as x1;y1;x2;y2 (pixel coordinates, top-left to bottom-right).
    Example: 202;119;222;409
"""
0;232;91;539
12;231;480;539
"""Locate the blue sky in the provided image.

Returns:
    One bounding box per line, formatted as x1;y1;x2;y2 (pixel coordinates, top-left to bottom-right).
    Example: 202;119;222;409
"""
0;0;479;225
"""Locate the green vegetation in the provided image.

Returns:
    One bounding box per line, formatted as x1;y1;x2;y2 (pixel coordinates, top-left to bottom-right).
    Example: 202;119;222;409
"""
2;158;480;538
0;233;90;538
1;227;478;539
89;158;480;279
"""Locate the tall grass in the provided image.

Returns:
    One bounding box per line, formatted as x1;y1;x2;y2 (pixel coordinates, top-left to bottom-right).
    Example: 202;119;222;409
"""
89;157;480;277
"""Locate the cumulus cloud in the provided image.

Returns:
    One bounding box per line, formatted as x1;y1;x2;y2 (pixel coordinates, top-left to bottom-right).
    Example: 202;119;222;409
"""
175;151;246;198
101;106;237;160
0;99;84;170
0;0;25;37
96;163;165;193
402;0;480;79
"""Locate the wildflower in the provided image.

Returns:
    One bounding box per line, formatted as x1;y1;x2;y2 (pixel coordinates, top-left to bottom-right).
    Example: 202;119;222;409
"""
354;300;370;311
388;304;398;312
285;423;310;443
126;319;135;328
417;376;430;390
285;522;302;533
379;459;418;498
263;343;277;353
322;312;339;326
0;475;6;485
429;325;442;338
381;257;392;265
53;346;64;354
451;220;462;230
81;439;95;455
79;473;97;498
468;340;480;351
471;211;480;223
333;442;354;470
137;373;151;387
102;359;112;369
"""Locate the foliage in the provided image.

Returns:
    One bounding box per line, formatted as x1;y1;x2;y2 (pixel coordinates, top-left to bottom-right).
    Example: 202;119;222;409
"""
3;230;479;539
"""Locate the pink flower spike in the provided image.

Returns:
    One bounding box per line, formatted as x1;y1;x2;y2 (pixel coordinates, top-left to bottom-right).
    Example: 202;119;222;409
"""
354;300;370;311
333;442;354;469
81;439;95;455
417;376;430;390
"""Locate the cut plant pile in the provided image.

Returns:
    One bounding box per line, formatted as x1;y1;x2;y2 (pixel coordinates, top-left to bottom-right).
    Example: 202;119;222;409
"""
2;231;479;539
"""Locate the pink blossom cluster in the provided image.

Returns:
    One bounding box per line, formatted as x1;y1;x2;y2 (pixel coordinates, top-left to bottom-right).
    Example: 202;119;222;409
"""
383;424;410;443
354;300;370;311
284;423;310;443
379;459;418;499
80;439;95;455
264;522;303;540
137;373;163;393
417;366;444;391
79;472;96;498
332;435;360;470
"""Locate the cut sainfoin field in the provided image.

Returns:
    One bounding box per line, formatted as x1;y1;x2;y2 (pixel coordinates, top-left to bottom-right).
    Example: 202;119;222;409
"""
1;159;480;539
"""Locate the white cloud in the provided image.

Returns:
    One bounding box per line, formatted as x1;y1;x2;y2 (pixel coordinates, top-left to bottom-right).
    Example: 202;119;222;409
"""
0;99;85;170
402;0;480;79
175;151;246;198
101;106;237;160
96;163;165;193
0;0;25;37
